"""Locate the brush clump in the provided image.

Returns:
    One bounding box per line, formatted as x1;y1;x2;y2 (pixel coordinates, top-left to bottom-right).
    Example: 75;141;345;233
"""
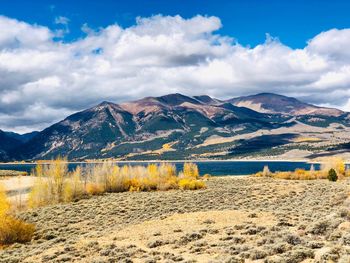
0;183;35;247
254;157;349;180
29;158;206;208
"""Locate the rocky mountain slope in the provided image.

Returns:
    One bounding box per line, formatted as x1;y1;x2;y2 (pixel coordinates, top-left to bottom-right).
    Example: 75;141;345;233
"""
0;130;39;161
4;131;39;143
3;93;350;161
0;130;22;161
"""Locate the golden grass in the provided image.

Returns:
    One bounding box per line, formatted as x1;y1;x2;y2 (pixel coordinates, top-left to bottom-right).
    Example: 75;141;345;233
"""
178;178;206;190
0;184;10;217
0;170;28;177
28;159;206;208
255;169;325;180
85;183;105;196
294;137;321;143
0;217;35;246
255;157;349;180
0;183;35;247
28;156;69;207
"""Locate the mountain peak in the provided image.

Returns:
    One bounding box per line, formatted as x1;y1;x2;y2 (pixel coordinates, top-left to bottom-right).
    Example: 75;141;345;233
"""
156;93;201;106
239;92;298;100
120;93;202;115
92;101;128;113
97;101;116;107
193;95;222;105
255;92;284;96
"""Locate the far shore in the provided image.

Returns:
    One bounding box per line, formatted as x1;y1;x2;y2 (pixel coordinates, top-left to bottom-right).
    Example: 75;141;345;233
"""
0;158;325;165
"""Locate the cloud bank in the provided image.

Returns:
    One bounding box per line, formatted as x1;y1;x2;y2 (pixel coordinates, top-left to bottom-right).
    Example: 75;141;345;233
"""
0;15;350;132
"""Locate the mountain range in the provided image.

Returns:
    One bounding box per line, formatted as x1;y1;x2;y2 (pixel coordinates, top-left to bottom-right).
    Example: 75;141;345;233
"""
2;93;350;161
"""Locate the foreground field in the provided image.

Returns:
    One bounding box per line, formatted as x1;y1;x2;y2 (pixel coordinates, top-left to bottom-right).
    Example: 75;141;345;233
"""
1;176;350;262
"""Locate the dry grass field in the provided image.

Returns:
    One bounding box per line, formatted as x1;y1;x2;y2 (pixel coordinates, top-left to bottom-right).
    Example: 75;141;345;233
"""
0;176;349;262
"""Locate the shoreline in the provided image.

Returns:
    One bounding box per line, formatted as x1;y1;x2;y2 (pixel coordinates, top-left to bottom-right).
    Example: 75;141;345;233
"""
0;158;321;165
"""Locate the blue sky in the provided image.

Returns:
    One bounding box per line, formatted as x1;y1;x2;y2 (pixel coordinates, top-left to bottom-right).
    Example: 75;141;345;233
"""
2;0;350;48
2;1;350;132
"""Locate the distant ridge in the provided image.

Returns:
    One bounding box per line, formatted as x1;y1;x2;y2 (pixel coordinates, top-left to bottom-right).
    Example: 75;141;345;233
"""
228;93;344;116
2;92;350;161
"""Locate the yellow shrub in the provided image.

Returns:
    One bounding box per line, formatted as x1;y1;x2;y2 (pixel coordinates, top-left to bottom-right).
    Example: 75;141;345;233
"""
257;166;336;181
335;158;346;175
178;178;206;190
164;163;176;177
202;174;211;180
28;177;50;208
91;161;118;192
345;169;350;177
0;184;10;217
128;178;142;191
292;169;314;180
28;159;205;207
254;172;263;177
157;163;178;190
0;216;35;246
105;165;121;192
86;183;104;196
321;157;346;176
273;171;292;180
295;169;306;176
47;157;68;203
0;183;35;246
147;164;159;178
158;175;178;191
138;177;157;191
29;157;69;207
315;172;327;179
183;163;199;179
63;167;86;202
33;163;44;177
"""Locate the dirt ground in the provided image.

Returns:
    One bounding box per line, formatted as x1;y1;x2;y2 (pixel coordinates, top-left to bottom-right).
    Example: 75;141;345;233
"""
0;176;350;263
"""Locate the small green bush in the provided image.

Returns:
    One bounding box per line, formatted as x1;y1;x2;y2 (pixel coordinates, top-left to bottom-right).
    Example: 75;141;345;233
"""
327;168;338;182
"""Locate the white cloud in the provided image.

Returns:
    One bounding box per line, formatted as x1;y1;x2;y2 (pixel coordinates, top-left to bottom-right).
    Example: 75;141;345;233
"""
55;16;70;25
54;16;70;38
0;16;51;49
1;14;350;133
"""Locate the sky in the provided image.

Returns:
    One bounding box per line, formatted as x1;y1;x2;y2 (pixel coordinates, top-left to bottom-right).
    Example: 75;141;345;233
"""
1;0;350;133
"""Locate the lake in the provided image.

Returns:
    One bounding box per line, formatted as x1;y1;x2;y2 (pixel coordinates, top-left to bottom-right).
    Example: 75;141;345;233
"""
0;161;320;176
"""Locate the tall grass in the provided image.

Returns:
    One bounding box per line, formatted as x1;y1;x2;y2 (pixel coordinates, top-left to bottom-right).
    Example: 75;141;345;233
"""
255;157;349;180
0;184;10;217
178;163;205;190
29;159;206;208
29;157;69;207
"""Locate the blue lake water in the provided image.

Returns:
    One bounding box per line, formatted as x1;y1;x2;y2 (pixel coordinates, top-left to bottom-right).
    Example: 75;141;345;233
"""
0;161;321;176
